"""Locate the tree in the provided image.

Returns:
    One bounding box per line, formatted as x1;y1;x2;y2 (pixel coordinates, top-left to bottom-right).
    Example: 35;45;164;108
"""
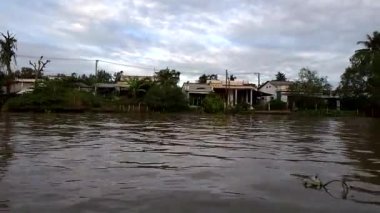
144;84;188;112
96;70;113;83
290;68;331;95
29;56;50;86
198;74;218;83
0;31;17;76
0;31;17;94
338;31;380;113
229;74;236;81
275;72;287;81
113;71;123;82
198;74;208;83
289;68;331;109
126;77;154;100
14;67;36;78
155;68;180;86
0;71;4;94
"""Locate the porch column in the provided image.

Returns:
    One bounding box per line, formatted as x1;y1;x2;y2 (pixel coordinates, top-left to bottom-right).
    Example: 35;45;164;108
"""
250;89;253;105
234;89;238;105
337;99;341;111
245;90;249;104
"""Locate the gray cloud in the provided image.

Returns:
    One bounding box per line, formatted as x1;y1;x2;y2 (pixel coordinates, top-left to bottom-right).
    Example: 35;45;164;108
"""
1;0;379;86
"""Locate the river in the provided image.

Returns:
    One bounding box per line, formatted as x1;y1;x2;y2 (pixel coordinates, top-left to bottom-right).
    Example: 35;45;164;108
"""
0;113;380;212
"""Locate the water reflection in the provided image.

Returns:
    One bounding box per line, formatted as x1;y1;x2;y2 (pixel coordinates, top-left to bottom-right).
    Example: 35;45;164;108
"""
0;113;379;212
0;114;13;211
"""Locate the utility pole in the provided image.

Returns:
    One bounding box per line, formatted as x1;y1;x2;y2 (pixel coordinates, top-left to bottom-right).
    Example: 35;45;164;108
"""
95;60;99;75
225;69;229;108
254;72;261;87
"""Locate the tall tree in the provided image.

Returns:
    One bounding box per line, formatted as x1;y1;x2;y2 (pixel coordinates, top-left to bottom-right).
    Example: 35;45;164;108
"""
198;74;208;83
290;68;331;95
155;68;180;86
15;67;36;78
275;72;287;81
339;31;380;112
96;70;113;83
29;56;50;86
198;74;218;83
0;31;17;76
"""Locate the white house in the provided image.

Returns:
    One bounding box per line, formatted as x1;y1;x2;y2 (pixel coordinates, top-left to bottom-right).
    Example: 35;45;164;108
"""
1;78;36;94
258;81;293;103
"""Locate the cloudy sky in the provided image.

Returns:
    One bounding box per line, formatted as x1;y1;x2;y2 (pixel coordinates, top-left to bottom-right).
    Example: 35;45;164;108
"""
1;0;379;86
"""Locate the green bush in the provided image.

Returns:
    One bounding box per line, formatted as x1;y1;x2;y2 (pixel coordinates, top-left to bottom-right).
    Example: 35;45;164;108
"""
2;79;102;112
268;100;287;110
144;85;188;112
202;93;224;113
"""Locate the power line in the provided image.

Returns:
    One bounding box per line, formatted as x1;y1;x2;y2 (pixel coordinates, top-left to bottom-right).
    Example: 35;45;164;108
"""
97;60;153;70
17;55;94;62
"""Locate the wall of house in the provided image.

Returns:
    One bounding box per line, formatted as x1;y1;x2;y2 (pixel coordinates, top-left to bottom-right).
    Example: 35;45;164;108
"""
10;82;34;94
259;83;291;103
259;83;276;103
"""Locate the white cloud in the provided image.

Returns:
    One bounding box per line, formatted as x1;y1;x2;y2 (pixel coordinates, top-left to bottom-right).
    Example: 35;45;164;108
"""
1;0;379;87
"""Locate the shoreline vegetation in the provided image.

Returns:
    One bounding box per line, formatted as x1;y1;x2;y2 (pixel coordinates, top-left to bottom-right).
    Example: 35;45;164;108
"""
1;30;379;117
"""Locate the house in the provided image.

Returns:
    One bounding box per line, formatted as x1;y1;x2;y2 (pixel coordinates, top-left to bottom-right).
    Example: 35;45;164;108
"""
182;79;259;107
75;82;92;92
117;74;155;95
120;75;154;82
209;80;258;107
182;83;213;106
1;78;36;94
258;81;293;103
94;83;119;96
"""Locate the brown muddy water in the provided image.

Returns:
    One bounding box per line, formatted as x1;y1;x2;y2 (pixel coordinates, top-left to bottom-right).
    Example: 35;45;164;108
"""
0;113;380;212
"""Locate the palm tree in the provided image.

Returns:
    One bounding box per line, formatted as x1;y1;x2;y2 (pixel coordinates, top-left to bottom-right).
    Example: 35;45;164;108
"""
354;31;380;68
126;77;153;99
355;31;380;110
0;31;17;76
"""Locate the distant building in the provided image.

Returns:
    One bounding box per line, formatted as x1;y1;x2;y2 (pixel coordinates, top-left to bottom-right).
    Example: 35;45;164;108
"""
1;78;35;94
182;79;261;107
258;81;293;103
182;83;213;106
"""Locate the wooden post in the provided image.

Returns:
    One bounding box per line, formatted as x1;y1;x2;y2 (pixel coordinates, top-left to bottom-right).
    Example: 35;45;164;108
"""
268;102;271;111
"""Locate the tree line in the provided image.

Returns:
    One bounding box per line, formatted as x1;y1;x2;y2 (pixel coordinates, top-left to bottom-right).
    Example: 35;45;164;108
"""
1;29;379;114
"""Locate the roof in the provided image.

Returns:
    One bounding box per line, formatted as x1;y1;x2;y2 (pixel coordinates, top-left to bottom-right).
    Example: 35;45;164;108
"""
95;83;117;88
211;84;257;90
182;83;213;94
75;82;92;88
259;80;293;89
13;78;36;83
120;75;154;81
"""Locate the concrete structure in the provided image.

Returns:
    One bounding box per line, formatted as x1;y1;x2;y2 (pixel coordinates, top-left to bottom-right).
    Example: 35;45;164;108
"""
182;79;258;107
1;78;36;94
182;83;213;106
120;75;154;83
258;81;293;103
